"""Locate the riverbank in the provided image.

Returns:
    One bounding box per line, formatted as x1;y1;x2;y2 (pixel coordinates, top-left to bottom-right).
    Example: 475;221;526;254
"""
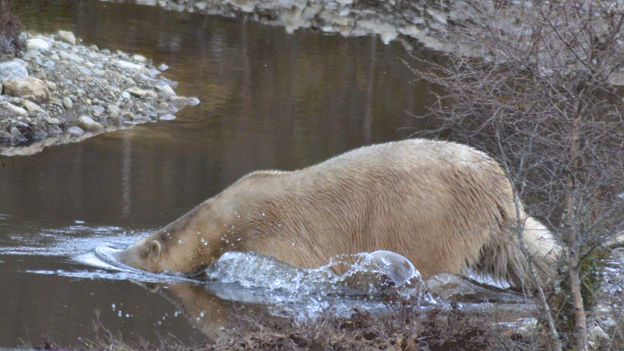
0;30;198;156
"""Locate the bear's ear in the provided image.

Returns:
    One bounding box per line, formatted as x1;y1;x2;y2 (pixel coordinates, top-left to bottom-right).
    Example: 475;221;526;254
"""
148;240;161;259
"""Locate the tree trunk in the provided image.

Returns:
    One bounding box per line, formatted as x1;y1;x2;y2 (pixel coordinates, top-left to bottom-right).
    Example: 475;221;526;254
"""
565;106;588;351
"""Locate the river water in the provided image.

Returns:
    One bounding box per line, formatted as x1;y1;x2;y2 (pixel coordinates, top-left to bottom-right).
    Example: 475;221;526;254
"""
0;0;441;347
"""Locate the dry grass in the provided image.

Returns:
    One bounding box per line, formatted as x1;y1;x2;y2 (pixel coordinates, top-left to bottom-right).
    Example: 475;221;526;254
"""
23;299;560;351
20;287;624;350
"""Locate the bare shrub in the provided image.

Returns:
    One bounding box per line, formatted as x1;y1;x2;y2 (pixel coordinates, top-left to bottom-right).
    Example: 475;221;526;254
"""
0;0;24;58
413;0;624;350
213;303;525;351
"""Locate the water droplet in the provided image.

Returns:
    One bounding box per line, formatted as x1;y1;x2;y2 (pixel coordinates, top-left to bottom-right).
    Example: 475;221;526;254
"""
186;97;200;106
262;213;266;216
278;224;282;228
178;240;182;244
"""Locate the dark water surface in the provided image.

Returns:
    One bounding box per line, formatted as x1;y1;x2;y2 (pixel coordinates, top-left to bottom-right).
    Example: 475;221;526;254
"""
0;0;437;347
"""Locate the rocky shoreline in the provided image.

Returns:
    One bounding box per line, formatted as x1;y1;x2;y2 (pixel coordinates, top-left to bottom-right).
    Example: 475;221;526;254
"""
0;30;198;156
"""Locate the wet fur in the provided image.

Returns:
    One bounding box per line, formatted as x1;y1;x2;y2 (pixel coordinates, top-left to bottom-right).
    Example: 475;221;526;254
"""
117;139;559;288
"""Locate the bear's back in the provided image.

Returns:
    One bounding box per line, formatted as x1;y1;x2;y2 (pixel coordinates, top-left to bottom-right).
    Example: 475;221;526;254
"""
232;139;516;277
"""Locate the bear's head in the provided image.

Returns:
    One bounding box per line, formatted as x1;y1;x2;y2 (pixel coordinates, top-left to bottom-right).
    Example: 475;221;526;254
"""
115;202;227;274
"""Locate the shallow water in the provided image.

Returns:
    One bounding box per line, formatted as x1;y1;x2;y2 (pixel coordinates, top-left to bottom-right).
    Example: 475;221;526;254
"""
0;0;515;347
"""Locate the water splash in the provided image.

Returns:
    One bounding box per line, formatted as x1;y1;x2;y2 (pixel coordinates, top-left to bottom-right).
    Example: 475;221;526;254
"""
0;224;140;257
201;250;427;299
1;220;432;303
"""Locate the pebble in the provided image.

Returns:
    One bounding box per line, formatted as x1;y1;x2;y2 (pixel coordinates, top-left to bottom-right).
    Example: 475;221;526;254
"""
159;114;176;121
155;84;176;96
117;60;143;71
66;126;84;136
46;81;57;91
132;54;147;63
0;30;198;151
186;97;201;106
77;66;93;76
126;87;149;98
58;51;84;63
63;96;73;110
107;104;120;116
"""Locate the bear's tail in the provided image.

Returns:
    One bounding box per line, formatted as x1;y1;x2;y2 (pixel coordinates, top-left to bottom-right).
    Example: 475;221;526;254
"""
478;216;560;289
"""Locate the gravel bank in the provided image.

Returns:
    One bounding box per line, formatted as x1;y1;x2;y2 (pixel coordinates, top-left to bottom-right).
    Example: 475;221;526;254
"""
0;30;198;156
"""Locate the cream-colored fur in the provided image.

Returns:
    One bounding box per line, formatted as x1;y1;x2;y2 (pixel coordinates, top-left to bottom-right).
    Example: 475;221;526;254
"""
116;139;560;288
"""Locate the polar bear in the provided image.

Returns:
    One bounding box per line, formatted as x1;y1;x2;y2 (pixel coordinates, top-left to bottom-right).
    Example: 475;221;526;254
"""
115;139;559;288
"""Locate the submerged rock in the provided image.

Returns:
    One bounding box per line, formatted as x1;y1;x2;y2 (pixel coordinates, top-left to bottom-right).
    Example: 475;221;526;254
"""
426;273;529;304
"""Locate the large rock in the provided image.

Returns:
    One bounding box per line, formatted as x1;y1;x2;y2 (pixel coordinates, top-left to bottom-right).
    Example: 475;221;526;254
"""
0;60;28;79
57;30;77;45
126;87;157;98
2;77;51;103
22;100;43;112
26;38;51;52
58;51;84;64
3;102;27;116
77;115;103;132
117;60;144;71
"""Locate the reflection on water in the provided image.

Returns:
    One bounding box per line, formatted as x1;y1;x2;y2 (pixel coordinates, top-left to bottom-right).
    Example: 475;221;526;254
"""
1;0;439;347
121;132;132;219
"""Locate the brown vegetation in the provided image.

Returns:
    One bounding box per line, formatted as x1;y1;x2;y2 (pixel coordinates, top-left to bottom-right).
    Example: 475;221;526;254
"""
28;302;556;351
0;0;24;58
413;0;624;350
